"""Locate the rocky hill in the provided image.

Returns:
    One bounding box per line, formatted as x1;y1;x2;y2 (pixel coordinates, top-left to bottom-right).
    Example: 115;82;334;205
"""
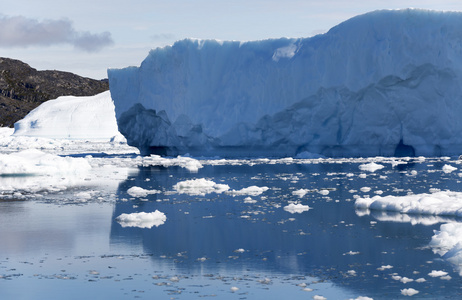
0;57;109;127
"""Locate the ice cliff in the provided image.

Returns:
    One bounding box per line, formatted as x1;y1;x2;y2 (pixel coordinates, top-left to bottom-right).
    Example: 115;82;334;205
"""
109;9;462;157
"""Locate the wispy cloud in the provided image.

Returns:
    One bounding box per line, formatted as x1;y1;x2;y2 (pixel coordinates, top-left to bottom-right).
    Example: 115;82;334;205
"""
0;15;113;52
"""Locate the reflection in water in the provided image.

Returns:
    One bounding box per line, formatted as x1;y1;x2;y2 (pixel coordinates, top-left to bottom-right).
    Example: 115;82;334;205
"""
110;161;462;299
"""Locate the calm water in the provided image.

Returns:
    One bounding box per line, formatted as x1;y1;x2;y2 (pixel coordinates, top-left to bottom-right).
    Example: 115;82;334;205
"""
1;157;462;299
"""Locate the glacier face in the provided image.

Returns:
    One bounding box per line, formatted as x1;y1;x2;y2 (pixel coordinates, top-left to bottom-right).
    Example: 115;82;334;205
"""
109;9;462;157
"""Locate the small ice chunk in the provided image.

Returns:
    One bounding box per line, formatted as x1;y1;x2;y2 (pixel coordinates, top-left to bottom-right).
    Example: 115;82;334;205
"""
359;162;384;172
318;189;330;195
230;287;239;292
360;187;371;193
116;210;166;228
428;270;448;277
227;186;269;196
173;178;230;196
127;186;160;198
377;265;393;271
442;164;457;173
284;203;311;214
347;270;356;276
401;288;419;296
400;277;414;283
244;197;257;204
293;189;310;198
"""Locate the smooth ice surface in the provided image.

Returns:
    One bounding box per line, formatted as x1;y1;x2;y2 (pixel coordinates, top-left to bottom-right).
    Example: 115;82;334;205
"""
14;91;122;141
109;9;462;157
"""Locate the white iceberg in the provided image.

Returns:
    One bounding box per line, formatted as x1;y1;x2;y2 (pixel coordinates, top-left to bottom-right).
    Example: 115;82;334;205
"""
109;9;462;158
14;91;121;141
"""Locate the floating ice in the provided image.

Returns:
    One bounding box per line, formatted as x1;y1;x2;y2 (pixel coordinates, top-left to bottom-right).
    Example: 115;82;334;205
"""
284;203;311;214
141;155;203;172
442;164;457;173
428;270;448;277
173;178;230;196
429;223;462;275
109;9;462;158
355;191;462;217
293;189;310;198
116;210;166;228
0;149;90;176
127;186;161;198
359;162;385;172
401;288;419;296
227;186;269;196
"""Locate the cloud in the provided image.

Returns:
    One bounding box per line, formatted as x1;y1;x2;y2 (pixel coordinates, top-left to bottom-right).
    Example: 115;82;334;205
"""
0;15;113;52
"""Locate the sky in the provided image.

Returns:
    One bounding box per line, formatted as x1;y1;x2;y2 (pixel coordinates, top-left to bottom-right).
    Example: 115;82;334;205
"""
1;0;462;79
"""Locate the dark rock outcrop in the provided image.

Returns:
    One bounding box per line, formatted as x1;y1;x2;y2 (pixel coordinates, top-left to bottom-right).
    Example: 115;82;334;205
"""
0;57;109;127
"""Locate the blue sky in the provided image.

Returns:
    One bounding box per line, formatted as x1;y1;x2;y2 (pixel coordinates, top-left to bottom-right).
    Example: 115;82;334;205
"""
1;0;462;79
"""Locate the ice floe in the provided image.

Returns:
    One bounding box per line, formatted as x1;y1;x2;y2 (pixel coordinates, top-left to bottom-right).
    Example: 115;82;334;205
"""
0;149;90;176
116;210;166;228
401;288;419;296
283;203;311;214
355;191;462;217
358;162;385;172
173;178;230;196
127;186;161;198
227;186;269;196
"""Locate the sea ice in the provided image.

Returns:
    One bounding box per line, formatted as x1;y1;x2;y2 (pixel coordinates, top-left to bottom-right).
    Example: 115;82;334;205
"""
0;149;90;176
442;164;457;173
227;186;269;196
116;210;166;228
428;270;448;277
283;203;311;214
173;178;230;196
401;288;419;296
127;186;161;198
359;162;385;172
429;223;462;275
355;191;462;217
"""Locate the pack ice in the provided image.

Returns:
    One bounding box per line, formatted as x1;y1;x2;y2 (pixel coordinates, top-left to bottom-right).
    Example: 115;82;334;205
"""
109;9;462;157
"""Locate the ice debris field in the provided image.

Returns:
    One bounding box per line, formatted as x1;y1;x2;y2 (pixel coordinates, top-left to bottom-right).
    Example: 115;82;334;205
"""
3;8;462;300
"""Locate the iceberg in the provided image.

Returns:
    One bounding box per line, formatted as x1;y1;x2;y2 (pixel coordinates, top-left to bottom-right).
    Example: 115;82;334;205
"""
109;9;462;157
13;91;121;141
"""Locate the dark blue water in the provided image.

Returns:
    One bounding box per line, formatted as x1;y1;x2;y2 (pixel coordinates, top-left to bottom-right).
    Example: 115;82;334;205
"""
1;158;462;299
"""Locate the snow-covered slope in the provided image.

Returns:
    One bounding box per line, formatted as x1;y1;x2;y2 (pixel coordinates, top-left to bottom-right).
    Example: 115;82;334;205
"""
109;9;462;157
13;91;121;140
